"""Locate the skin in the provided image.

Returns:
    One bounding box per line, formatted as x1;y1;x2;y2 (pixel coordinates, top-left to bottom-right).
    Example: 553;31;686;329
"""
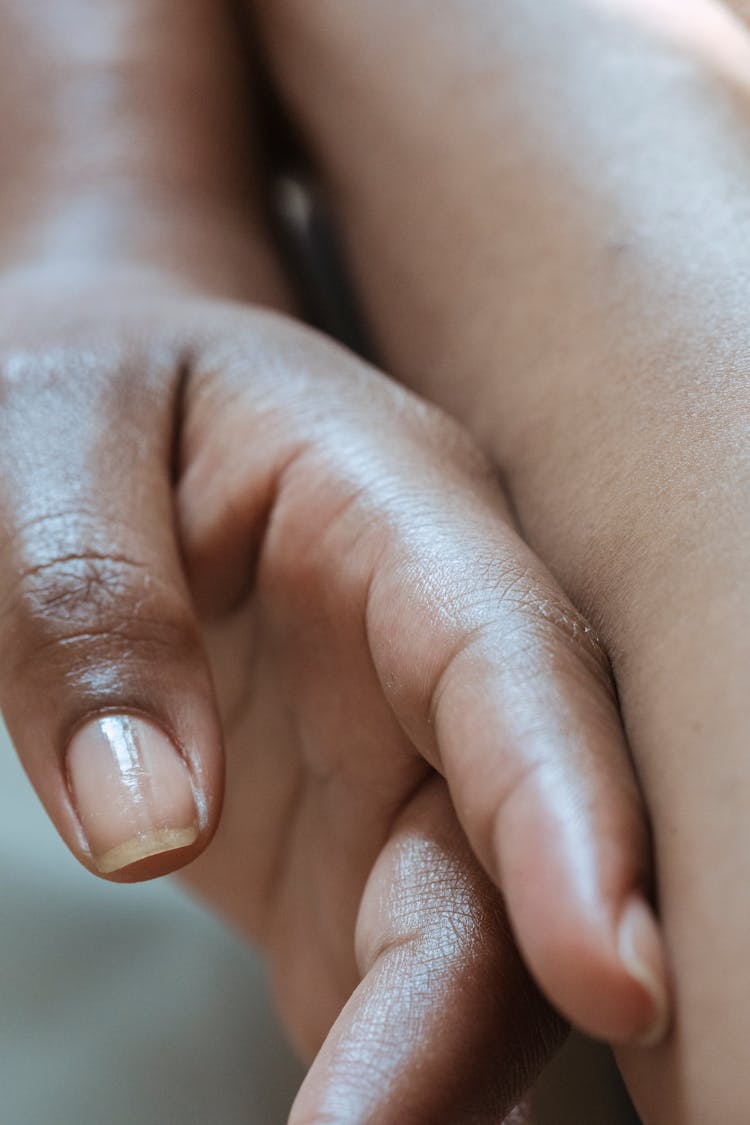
2;281;572;1125
248;0;750;1120
0;1;671;1121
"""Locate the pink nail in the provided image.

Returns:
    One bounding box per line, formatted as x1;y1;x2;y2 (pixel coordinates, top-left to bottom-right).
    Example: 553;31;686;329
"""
67;714;198;873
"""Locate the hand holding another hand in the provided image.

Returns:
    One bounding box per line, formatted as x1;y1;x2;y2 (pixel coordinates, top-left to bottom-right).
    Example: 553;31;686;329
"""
0;281;664;1121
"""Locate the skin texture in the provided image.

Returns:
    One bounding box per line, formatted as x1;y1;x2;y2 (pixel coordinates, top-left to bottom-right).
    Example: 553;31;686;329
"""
249;0;750;1120
0;274;653;1120
0;1;674;1121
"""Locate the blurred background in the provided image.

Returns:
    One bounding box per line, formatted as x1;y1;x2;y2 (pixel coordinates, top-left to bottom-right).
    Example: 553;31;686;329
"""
0;719;301;1125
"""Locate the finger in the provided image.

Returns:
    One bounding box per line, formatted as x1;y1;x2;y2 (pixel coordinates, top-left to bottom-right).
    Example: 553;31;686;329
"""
289;777;563;1125
0;329;223;881
178;313;669;1046
365;457;670;1048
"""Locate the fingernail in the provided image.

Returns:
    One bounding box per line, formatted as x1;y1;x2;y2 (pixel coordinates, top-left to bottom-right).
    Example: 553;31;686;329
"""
67;714;199;873
618;895;670;1047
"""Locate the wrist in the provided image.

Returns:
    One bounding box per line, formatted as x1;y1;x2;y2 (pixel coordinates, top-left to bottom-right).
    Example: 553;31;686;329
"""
0;0;282;300
0;194;287;304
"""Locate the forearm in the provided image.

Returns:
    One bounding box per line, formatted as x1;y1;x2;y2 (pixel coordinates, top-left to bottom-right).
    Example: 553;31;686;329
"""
0;0;284;302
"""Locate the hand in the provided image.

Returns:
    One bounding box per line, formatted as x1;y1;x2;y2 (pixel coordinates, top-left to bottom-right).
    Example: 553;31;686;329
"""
0;2;668;1116
0;282;663;1120
252;1;750;1119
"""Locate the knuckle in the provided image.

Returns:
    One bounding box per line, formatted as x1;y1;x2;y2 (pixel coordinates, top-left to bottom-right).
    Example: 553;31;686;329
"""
0;342;119;403
18;553;148;618
483;559;613;687
526;593;613;688
427;567;615;743
3;545;194;671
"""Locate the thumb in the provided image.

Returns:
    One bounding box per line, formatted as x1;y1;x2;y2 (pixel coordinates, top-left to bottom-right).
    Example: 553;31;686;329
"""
0;336;222;880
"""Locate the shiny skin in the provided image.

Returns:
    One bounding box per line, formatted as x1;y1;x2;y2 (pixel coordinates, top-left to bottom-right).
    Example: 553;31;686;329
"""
0;3;660;1122
1;275;647;1120
251;0;750;1120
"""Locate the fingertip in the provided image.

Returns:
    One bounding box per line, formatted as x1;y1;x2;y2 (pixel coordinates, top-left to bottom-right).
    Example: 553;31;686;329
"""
563;893;671;1048
494;779;669;1047
511;889;670;1048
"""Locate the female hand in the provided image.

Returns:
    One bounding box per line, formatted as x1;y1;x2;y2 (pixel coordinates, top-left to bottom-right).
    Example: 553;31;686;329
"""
0;284;665;1119
0;2;666;1117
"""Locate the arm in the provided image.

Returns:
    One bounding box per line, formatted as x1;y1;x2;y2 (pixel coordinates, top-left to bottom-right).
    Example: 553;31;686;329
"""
254;0;750;1119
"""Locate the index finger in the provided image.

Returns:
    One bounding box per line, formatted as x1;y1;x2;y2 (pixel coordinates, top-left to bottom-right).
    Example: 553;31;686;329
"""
290;777;563;1125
